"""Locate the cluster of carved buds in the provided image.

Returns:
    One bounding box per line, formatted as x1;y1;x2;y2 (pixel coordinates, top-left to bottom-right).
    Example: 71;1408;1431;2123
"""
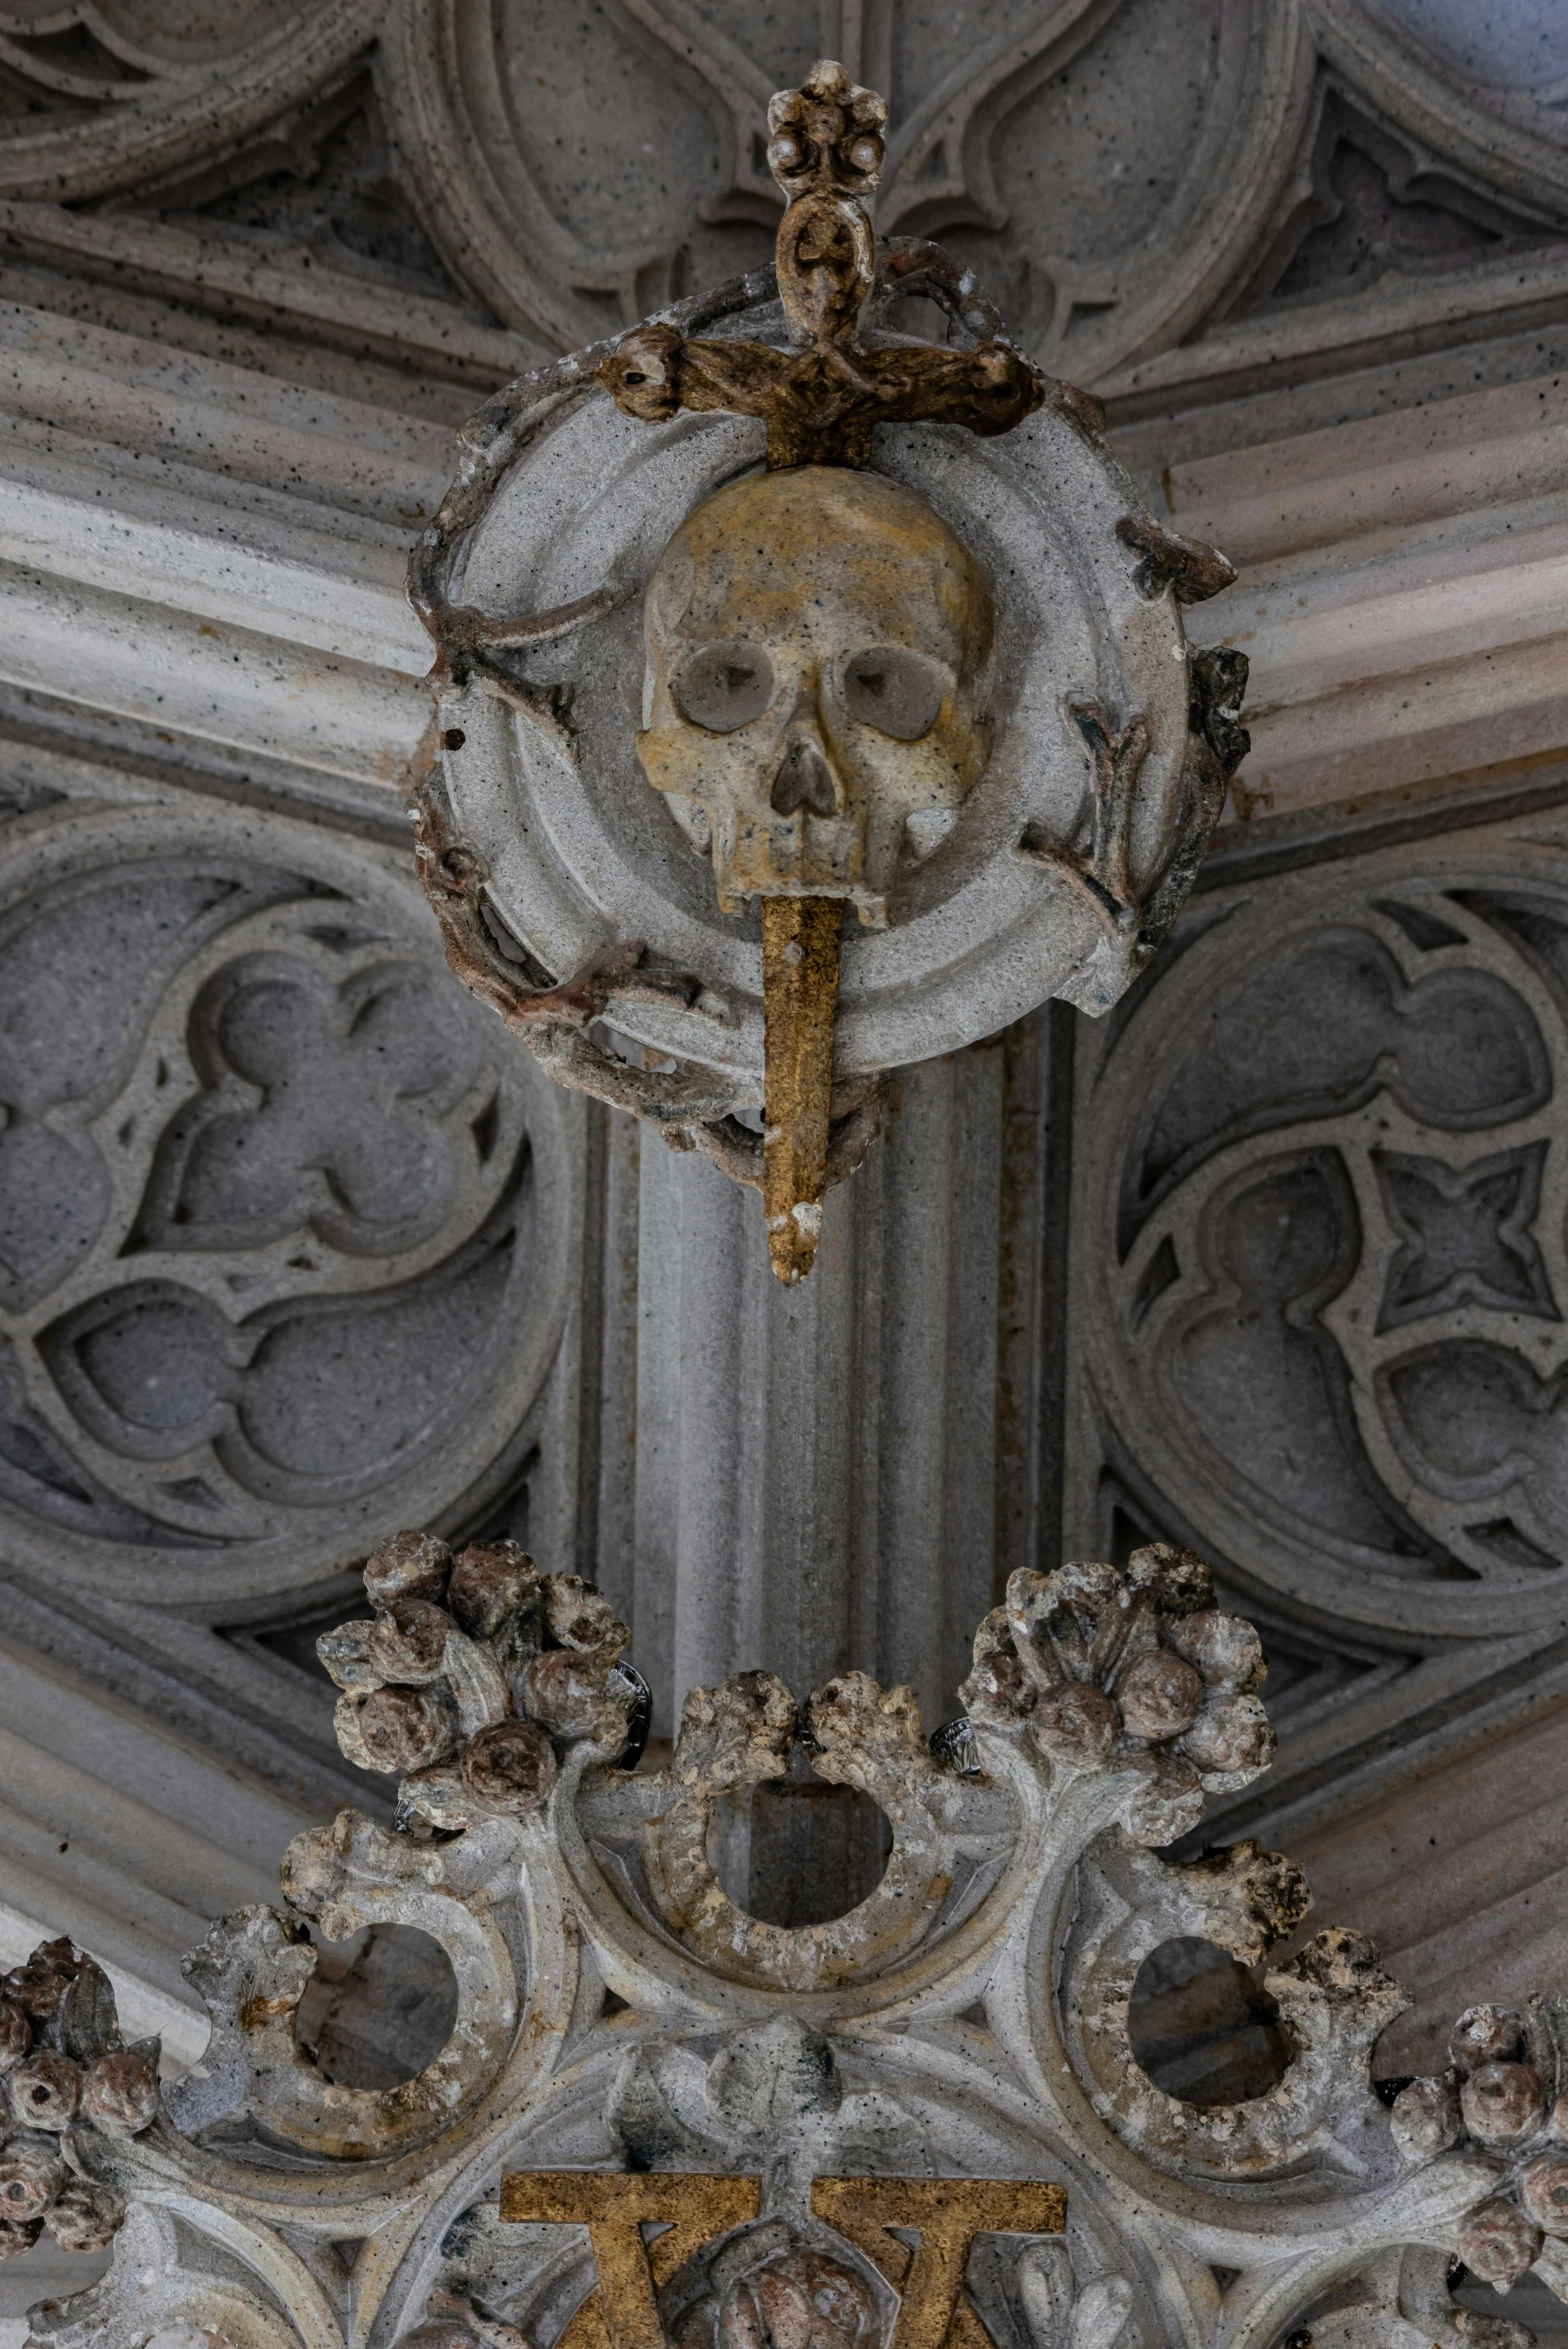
959;1546;1273;1844
682;2236;878;2349
0;1935;158;2258
766;57;885;199
1390;2002;1568;2292
321;1530;647;1830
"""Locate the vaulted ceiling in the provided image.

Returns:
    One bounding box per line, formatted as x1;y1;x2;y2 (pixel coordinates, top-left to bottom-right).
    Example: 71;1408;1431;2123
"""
2;0;1566;401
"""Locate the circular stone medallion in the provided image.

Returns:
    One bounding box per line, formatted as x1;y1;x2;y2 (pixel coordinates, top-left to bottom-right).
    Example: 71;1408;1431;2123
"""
414;270;1242;1097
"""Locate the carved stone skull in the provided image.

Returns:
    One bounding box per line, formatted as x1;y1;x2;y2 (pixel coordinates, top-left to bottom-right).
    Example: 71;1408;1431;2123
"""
637;465;994;928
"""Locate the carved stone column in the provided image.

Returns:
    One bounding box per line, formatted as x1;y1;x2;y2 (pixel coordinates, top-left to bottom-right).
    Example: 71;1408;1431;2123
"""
571;1019;1062;1742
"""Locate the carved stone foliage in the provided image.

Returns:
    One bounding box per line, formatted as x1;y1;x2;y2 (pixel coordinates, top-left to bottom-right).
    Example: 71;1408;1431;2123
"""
0;792;571;1613
1389;2001;1568;2293
1069;825;1568;1646
2;3;1566;391
318;1527;650;1835
20;1540;1568;2348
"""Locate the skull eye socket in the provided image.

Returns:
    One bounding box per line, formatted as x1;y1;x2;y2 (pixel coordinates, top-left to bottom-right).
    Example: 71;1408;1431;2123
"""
672;641;775;733
841;647;948;741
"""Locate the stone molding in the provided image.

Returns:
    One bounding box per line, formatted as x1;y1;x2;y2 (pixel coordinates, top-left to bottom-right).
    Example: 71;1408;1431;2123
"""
13;1540;1568;2345
1069;809;1568;1646
0;778;576;1612
3;19;1568;2325
1060;799;1568;2000
0;300;440;790
1166;369;1568;823
8;304;1568;2105
0;3;1566;411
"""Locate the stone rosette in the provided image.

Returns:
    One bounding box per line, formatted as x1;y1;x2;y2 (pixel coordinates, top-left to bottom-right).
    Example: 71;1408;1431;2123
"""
961;1545;1273;1845
1390;2000;1568;2295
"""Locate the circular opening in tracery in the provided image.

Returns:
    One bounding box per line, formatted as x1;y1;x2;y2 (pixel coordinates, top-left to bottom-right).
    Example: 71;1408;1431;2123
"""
294;1922;458;2089
707;1769;892;1927
1127;1935;1291;2107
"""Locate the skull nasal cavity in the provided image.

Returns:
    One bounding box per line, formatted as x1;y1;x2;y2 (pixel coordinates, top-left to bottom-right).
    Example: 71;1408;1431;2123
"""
772;737;840;818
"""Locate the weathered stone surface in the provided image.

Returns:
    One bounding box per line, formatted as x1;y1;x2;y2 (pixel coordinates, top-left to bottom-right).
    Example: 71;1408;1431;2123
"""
960;1548;1274;1844
637;466;995;923
0;1937;151;2272
316;1536;646;1833
0;793;575;1615
7;14;1568;2348
411;271;1236;1146
1070;826;1568;1643
2;0;1557;416
33;1568;1568;2349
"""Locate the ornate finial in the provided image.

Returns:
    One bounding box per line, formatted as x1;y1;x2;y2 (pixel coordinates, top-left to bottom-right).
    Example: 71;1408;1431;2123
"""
765;58;884;353
597;59;1045;470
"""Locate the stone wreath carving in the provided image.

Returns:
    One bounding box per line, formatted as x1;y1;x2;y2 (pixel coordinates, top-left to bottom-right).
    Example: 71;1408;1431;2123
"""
408;59;1247;1280
20;1535;1568;2348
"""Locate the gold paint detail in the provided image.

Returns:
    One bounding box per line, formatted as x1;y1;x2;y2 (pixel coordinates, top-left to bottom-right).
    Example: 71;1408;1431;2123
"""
498;2172;1067;2349
763;894;841;1284
499;2173;763;2349
811;2178;1068;2349
407;60;1246;1252
597;61;1044;469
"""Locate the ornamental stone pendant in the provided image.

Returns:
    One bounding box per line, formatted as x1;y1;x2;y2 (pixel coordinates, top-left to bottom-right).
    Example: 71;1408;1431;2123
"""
410;59;1248;1283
